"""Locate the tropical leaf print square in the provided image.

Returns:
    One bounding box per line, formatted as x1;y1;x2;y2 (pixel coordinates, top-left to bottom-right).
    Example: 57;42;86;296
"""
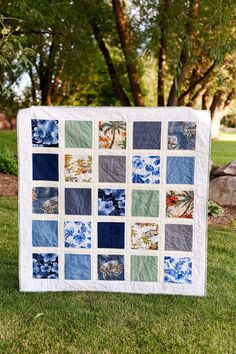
98;189;125;216
99;121;126;149
131;223;159;250
32;187;58;214
64;221;91;248
32;120;59;147
164;256;192;284
132;155;160;184
98;255;124;280
65;154;92;182
168;122;196;150
33;253;58;279
166;190;194;218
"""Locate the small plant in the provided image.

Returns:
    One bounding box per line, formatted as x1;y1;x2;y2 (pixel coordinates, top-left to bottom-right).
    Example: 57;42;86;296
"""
0;148;18;175
208;200;224;217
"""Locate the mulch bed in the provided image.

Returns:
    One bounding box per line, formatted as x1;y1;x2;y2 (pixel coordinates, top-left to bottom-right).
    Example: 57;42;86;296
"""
0;173;235;228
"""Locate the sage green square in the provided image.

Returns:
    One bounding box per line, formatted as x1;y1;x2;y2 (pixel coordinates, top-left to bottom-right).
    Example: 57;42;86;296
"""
65;121;92;148
131;190;159;217
131;256;158;282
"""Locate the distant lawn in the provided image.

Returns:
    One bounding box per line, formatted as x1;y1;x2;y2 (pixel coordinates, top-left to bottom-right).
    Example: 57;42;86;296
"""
0;196;235;353
0;130;235;166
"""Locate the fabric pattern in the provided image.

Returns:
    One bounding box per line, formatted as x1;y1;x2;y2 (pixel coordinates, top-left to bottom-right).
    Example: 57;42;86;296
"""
18;107;210;295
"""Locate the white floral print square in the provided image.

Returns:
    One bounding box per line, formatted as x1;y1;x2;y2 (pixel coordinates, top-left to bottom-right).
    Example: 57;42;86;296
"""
131;223;159;250
65;154;92;182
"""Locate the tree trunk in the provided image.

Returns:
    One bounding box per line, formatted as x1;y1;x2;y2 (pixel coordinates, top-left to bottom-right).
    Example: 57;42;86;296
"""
210;90;227;139
89;18;131;106
112;0;144;106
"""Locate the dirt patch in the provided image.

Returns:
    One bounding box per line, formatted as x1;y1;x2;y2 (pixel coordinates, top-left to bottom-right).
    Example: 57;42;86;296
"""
208;206;236;228
0;173;18;196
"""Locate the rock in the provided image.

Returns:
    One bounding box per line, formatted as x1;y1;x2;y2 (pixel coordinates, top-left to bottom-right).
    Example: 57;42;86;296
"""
0;119;11;130
209;176;236;206
212;160;236;177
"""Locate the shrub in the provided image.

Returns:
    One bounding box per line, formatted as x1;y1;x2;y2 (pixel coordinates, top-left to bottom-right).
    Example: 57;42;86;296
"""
0;148;18;175
208;200;224;217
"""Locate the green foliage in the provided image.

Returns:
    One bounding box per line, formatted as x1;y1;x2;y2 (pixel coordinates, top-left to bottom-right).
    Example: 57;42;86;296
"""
208;200;224;217
0;148;18;175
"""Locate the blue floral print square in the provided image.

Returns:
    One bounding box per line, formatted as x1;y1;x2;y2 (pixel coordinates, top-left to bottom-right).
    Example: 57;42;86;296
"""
164;256;192;284
33;253;58;279
98;255;124;280
64;221;91;248
32;120;59;147
132;155;160;184
64;254;91;280
168;122;196;150
98;189;125;216
32;187;58;214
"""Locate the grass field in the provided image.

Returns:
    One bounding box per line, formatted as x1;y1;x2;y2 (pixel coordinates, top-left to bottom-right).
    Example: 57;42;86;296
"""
0;197;235;353
0;130;235;166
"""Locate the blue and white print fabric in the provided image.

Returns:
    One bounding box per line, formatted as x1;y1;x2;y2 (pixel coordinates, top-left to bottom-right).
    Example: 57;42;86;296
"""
132;156;160;184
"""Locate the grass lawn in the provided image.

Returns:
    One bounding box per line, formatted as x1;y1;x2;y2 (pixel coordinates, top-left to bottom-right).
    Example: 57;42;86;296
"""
0;131;17;153
0;196;235;353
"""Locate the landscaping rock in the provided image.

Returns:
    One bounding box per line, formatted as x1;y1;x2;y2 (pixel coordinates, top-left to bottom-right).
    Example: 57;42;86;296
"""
209;176;236;206
212;160;236;177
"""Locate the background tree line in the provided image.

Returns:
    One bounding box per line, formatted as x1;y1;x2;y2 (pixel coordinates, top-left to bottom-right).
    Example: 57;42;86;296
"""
1;0;236;138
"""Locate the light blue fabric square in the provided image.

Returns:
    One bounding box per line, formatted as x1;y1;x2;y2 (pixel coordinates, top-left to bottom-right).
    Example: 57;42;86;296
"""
167;157;195;184
64;254;91;280
32;220;58;247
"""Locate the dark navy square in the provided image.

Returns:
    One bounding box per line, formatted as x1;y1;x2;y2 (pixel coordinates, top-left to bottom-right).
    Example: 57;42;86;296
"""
98;222;125;249
133;122;161;149
167;157;195;184
65;188;91;215
33;153;58;181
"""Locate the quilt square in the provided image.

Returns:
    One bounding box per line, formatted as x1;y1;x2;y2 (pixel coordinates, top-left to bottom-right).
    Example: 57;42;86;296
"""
64;254;91;280
98;189;125;216
98;255;124;280
167;157;195;184
166;190;194;218
65;154;92;182
65;188;91;215
164;256;192;284
32;220;58;247
32;153;58;181
131;256;158;282
132;190;159;217
165;224;193;251
131;223;159;250
32;119;59;147
65;121;92;148
168;122;196;150
132;155;160;184
32;187;58;214
99;155;126;183
64;221;91;248
33;253;58;279
133;122;161;149
99;121;126;149
98;222;125;249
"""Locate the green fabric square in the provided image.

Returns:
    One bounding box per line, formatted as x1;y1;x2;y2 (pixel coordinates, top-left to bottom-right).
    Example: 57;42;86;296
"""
131;256;158;282
132;190;159;217
65;121;92;148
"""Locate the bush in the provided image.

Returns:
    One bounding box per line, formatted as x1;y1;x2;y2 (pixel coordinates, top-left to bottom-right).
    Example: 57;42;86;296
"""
208;200;224;217
0;148;18;175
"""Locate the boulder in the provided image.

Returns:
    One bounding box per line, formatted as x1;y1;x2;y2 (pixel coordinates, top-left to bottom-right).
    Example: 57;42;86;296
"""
212;160;236;177
209;176;236;206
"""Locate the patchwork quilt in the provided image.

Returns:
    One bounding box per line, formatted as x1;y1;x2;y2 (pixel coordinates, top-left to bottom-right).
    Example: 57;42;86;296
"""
18;107;210;295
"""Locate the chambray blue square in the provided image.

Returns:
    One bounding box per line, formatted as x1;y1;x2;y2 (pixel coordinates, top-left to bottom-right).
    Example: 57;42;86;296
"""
167;157;195;184
65;188;91;215
98;222;125;249
133;122;161;149
33;153;58;181
64;254;91;280
32;220;58;247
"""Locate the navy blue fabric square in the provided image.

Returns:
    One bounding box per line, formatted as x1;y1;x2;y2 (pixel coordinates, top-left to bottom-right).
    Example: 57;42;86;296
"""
133;122;161;149
64;254;91;280
167;157;195;184
32;220;58;247
98;222;125;249
33;153;58;181
65;188;91;215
